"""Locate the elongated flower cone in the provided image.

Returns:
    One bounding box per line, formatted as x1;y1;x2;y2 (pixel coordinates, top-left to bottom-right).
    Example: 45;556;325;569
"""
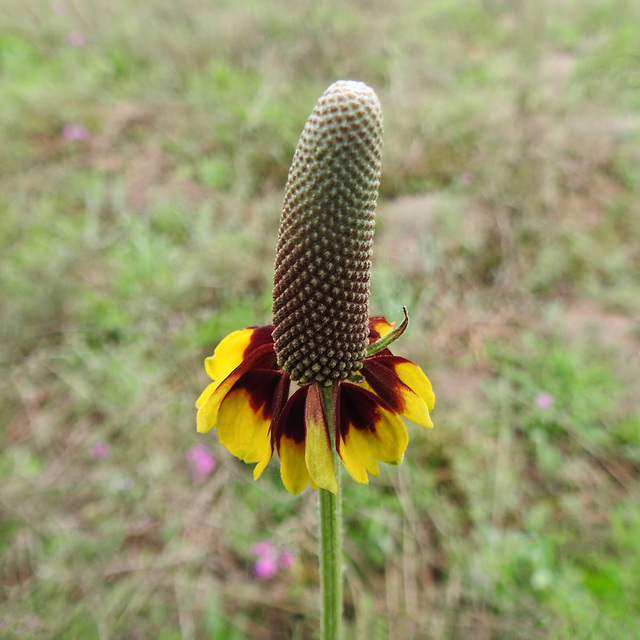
272;81;384;385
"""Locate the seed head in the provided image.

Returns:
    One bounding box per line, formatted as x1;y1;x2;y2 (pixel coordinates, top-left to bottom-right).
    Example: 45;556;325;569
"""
272;81;383;385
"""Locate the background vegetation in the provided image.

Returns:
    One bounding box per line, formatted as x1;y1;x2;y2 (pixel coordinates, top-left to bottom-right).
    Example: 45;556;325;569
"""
1;0;639;638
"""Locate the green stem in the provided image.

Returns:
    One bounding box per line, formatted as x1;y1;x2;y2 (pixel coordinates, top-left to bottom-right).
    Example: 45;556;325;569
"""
319;384;342;640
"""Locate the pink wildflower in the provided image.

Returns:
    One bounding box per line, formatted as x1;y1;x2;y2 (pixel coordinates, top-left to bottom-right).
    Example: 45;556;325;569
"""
535;392;554;410
251;540;294;580
254;556;279;581
62;124;89;141
186;444;217;483
279;549;295;570
251;541;277;557
91;442;110;459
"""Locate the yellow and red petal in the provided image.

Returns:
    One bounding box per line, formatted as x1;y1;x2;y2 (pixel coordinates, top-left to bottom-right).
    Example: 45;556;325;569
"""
196;371;239;433
215;387;272;471
196;341;277;433
368;316;395;340
275;387;312;494
304;383;337;493
336;383;409;484
204;325;274;383
210;367;287;477
204;328;254;382
361;355;434;429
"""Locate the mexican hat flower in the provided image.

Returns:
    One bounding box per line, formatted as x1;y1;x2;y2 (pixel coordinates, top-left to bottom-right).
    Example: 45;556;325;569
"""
196;80;435;494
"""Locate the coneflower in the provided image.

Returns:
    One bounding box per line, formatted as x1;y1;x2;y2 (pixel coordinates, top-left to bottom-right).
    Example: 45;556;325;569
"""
196;80;435;495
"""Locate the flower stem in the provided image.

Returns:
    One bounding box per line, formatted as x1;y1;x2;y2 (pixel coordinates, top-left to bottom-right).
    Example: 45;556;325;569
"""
319;384;342;640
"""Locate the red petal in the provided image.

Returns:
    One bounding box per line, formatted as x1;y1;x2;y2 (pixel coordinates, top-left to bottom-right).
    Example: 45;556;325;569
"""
360;356;412;413
335;382;395;439
273;386;308;449
362;355;434;427
233;369;288;421
243;325;275;358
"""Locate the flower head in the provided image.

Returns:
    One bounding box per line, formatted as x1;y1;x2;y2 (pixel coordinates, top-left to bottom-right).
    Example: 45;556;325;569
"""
251;540;294;580
251;540;278;557
535;391;554;409
279;548;295;570
91;442;110;459
196;81;435;494
62;123;89;141
254;555;278;581
196;317;434;493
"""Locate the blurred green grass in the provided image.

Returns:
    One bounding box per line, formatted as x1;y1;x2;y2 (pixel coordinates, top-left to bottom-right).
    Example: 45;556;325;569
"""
1;0;640;638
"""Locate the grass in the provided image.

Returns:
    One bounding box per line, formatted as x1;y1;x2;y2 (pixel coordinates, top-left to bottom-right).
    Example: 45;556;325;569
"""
1;0;640;638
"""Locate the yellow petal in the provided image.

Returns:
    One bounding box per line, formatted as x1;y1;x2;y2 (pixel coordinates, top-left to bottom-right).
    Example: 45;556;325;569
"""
304;384;337;494
196;368;244;433
279;436;312;494
204;327;257;383
196;386;227;433
215;387;273;471
394;361;436;417
196;381;218;409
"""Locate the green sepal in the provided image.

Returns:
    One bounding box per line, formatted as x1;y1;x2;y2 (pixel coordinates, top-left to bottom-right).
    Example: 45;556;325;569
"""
365;306;409;357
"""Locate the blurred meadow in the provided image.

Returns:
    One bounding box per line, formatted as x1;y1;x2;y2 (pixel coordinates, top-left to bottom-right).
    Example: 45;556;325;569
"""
1;0;640;638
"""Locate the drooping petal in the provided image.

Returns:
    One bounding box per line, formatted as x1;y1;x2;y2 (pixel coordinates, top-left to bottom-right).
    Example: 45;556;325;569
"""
336;383;409;484
204;325;274;383
195;381;218;409
361;356;434;428
215;369;284;476
304;382;337;493
275;387;312;494
204;328;254;382
196;342;276;433
392;359;435;412
214;386;271;465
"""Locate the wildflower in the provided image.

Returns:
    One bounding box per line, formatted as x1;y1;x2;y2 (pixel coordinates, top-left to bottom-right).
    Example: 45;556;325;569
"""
251;540;278;557
62;123;89;141
279;549;295;570
197;317;433;494
251;541;279;580
254;555;279;581
186;443;216;483
68;31;86;47
535;391;554;409
196;81;435;494
91;442;110;459
251;540;294;580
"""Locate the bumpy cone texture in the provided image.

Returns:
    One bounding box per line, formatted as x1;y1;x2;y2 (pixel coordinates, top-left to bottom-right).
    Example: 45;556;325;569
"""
272;80;383;384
